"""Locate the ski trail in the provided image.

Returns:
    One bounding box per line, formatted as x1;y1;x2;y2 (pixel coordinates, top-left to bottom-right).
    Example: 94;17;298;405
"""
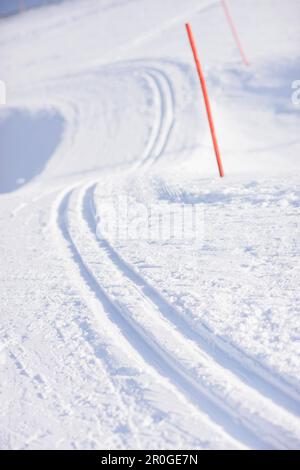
52;185;245;450
89;57;300;408
55;184;265;449
134;67;175;169
60;181;300;449
85;184;300;449
93;183;300;416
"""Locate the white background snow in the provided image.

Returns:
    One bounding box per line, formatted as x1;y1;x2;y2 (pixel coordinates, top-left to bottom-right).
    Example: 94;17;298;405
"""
0;0;299;450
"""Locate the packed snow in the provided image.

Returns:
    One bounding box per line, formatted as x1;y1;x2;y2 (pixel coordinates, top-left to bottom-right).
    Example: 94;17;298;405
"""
0;0;299;450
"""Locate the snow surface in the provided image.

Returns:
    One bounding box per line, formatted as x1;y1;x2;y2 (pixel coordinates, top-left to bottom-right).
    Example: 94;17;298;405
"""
0;0;300;450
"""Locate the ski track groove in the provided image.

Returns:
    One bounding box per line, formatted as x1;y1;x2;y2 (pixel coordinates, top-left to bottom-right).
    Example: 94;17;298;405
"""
48;60;300;449
84;184;300;449
135;66;175;168
93;180;300;417
54;186;248;449
57;185;267;449
90;58;300;410
5;0;299;451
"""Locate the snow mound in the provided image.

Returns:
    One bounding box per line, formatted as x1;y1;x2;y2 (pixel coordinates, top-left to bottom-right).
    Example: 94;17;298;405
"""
0;108;64;193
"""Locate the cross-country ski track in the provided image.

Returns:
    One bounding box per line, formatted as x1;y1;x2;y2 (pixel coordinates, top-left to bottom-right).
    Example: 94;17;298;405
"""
0;0;300;450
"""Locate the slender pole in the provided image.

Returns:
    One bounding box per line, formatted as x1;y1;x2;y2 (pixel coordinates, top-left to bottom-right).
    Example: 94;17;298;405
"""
221;0;249;66
185;23;224;178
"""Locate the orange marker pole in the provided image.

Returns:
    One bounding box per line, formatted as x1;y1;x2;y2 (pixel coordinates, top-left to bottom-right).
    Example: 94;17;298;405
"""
221;0;249;66
185;23;224;178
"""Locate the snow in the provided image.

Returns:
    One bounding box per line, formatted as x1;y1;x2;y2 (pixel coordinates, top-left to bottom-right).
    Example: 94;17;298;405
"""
0;107;64;193
0;0;299;450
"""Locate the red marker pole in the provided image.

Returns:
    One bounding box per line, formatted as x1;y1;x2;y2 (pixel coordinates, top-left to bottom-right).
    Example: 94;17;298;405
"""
221;0;249;66
185;23;224;178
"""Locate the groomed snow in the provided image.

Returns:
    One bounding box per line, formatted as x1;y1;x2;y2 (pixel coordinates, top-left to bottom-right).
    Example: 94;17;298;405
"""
0;0;299;450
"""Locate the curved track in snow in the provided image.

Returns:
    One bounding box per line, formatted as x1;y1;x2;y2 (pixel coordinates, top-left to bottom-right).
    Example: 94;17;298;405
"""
136;67;175;168
2;0;300;450
47;55;300;449
51;180;300;449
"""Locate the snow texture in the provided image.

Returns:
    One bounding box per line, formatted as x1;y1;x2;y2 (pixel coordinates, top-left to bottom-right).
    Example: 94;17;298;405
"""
0;0;299;450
